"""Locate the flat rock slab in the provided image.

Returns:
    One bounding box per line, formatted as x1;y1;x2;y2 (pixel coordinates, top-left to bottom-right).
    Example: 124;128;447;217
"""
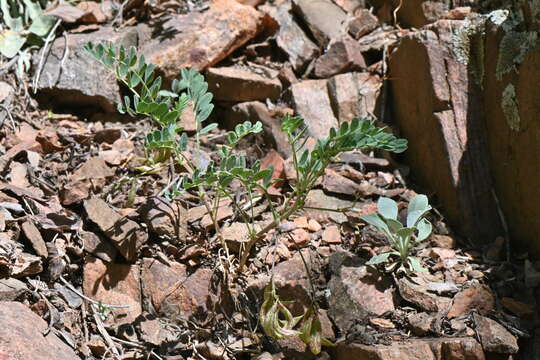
34;26;139;112
142;0;263;79
291;0;347;47
83;256;142;325
206;66;281;102
329;261;396;331
289;79;338;139
313;36;366;78
261;2;319;71
141;258;216;319
333;337;485;360
84;196;147;261
0;301;80;360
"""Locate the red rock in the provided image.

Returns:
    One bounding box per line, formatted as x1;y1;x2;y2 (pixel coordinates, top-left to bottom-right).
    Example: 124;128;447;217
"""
142;0;263;79
431;234;456;249
305;190;353;224
83;256;142;325
334;337;485;360
293;216;309;229
443;6;471;20
80;230;117;263
397;277;439;313
307;219;322;232
141;259;216;319
348;9;379;39
206;66;281;102
429;247;456;261
369;317;395;329
313;36;366;78
328;72;381;123
260;149;285;193
34;26;138;112
83;197;148;261
286;228;310;248
322;225;342;244
289;80;338;139
72;157;114;181
139;197;187;242
222;222;257;253
322;168;362;196
389;20;503;245
0;301;80;360
261;2;319;71
329;255;395;331
407;312;434;335
291;0;347;47
21;220;48;258
474;314;519;354
447;284;495;319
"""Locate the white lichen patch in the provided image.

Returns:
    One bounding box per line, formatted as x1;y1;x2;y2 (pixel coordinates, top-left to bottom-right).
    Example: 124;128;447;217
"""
501;83;520;131
496;30;538;80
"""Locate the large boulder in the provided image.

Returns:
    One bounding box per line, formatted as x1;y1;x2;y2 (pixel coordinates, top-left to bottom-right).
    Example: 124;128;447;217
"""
0;301;81;360
388;19;503;245
389;12;540;255
141;0;263;79
482;21;540;256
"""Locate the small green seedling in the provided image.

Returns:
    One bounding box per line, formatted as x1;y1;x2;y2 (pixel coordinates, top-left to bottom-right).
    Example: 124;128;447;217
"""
361;195;432;273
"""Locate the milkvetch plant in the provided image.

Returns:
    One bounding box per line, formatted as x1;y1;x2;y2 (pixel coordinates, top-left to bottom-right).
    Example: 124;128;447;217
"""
361;194;433;273
85;41;409;354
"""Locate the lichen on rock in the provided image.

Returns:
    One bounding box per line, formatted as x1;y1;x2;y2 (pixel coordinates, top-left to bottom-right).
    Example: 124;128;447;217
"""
501;83;520;131
496;30;538;80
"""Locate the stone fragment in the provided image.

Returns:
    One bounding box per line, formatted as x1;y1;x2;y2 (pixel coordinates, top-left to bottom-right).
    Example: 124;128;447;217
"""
304;190;353;224
407;312;434;335
206;66;281;102
474;314;519;354
348;9;379;39
139;197;187;241
83;197;148;261
0;81;13;103
313;36;366;78
431;234;456;249
0;301;80;360
34;26;138;112
308;219;322;232
292;0;347;47
138;316;166;346
334;337;485;360
77;1;113;23
72;157;114;181
80;229;117;263
260;149;285;193
322;168;362;196
397;277;439;312
328;72;381;123
285;228;310;248
0;278;27;301
141;259;216;319
322;225;342;244
21;220;48;258
447;284;495;319
328;251;395;331
357;26;399;53
389;20;503;244
262;2;319;71
83;256;142;325
222;222;258;253
333;0;364;13
289;79;338;139
142;0;263;79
